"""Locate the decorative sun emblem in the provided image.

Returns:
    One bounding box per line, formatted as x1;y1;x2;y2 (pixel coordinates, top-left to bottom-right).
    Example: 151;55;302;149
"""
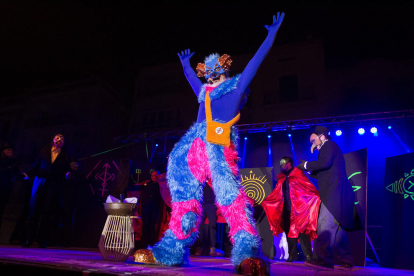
241;170;268;206
386;169;414;200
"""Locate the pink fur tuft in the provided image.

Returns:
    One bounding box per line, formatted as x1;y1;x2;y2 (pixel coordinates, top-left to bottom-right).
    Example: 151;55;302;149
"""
169;199;202;240
217;191;257;244
224;142;239;176
188;138;212;182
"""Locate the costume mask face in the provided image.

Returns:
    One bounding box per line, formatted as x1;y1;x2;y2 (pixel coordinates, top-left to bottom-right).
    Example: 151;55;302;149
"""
310;134;323;153
196;53;232;85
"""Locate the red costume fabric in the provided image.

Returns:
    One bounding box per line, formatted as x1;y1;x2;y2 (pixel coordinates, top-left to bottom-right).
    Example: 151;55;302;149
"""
262;168;321;241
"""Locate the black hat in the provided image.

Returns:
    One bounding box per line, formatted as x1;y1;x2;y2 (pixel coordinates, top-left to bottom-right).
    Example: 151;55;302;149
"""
313;126;329;136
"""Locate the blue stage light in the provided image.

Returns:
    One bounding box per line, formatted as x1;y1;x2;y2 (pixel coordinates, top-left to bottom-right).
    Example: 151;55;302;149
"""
244;137;248;140
358;128;365;135
288;134;292;137
388;126;392;129
267;135;271;138
336;130;342;136
155;144;159;147
370;127;377;134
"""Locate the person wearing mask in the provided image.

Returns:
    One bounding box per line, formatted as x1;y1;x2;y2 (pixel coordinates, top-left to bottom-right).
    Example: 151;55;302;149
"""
262;156;320;262
298;126;361;270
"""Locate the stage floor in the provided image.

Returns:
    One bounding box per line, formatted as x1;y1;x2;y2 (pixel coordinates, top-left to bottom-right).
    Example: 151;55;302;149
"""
0;245;413;275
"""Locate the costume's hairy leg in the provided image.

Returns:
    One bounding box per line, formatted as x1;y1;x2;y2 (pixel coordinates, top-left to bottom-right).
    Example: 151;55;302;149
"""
207;142;265;266
151;137;207;266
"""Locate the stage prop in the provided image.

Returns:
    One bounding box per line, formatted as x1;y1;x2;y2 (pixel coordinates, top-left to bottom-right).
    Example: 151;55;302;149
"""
343;148;368;267
381;151;414;270
72;158;130;248
98;203;136;262
239;167;275;259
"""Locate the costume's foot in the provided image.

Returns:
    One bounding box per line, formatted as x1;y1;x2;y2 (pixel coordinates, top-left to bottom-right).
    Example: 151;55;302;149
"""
195;247;202;256
237;258;269;276
336;263;353;270
305;259;333;270
133;249;157;264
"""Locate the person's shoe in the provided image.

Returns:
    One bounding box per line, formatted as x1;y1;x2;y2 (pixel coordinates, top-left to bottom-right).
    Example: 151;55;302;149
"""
337;263;353;270
195;247;202;256
22;241;32;248
305;259;334;270
210;247;216;257
305;255;312;262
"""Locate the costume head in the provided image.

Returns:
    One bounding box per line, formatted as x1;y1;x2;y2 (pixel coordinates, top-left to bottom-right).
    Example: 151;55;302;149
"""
310;126;330;153
196;53;232;85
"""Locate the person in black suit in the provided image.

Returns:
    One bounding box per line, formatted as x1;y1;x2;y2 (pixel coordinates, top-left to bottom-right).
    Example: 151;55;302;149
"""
16;134;70;248
297;126;359;271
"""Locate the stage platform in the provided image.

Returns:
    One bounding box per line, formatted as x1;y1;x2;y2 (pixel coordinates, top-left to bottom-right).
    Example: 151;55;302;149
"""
0;245;413;275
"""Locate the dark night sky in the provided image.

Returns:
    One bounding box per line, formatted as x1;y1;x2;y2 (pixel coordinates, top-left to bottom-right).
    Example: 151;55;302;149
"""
1;1;413;99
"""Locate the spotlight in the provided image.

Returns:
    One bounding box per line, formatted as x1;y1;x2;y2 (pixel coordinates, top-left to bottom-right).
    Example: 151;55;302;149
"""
155;144;159;147
288;134;292;137
267;135;271;138
358;128;365;135
244;137;248;140
388;126;392;129
370;127;377;134
336;130;342;136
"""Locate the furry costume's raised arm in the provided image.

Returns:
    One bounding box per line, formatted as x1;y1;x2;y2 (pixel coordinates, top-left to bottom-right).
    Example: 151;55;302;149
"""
237;13;285;93
177;49;203;97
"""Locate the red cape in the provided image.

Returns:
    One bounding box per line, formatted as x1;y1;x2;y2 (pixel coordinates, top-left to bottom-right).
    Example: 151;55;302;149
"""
262;168;321;241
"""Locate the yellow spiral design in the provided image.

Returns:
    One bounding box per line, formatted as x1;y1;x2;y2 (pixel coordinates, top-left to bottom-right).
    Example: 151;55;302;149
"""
241;180;266;205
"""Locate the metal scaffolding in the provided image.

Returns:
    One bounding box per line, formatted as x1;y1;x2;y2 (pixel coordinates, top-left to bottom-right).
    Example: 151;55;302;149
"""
115;109;414;143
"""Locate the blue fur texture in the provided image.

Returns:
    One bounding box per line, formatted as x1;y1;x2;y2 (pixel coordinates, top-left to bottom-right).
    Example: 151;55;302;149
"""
156;120;263;267
181;211;198;236
152;230;198;266
166;122;207;203
231;230;268;266
204;53;220;63
198;74;241;103
207;142;240;206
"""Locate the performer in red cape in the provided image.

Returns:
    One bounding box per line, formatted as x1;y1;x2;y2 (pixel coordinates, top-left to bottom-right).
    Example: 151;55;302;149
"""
262;156;321;261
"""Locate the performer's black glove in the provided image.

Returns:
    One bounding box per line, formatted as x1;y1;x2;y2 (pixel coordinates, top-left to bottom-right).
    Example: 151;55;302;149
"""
13;173;25;182
296;161;306;171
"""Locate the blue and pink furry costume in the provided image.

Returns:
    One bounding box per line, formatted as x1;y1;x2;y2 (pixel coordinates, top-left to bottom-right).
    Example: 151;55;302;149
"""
145;13;285;269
